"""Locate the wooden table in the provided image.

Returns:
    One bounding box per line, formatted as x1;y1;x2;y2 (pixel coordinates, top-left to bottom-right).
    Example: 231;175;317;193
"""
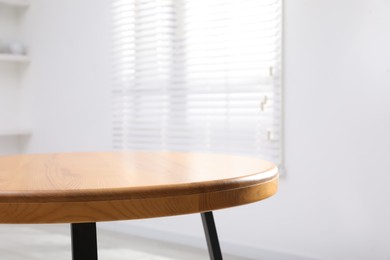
0;152;278;260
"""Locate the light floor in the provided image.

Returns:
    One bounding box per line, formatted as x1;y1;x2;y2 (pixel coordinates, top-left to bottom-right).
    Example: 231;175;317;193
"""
0;224;250;260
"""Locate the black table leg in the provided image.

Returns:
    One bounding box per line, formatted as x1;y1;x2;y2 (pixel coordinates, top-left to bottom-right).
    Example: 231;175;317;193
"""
201;211;223;260
71;222;98;260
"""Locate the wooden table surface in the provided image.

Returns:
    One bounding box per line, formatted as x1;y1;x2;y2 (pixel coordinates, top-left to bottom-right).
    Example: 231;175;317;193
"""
0;152;278;224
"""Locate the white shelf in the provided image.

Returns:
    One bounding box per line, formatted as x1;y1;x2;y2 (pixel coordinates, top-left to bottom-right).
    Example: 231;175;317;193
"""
0;127;32;136
0;0;29;7
0;53;29;63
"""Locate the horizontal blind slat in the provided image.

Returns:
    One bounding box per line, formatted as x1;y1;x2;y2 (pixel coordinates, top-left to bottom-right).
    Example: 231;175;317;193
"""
111;0;282;164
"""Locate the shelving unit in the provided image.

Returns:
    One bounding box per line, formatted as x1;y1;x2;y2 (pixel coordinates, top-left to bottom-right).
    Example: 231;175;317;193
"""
0;127;32;136
0;0;29;8
0;0;31;153
0;0;29;63
0;53;29;62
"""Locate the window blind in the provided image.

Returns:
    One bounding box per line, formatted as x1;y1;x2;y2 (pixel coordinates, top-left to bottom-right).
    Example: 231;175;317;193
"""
112;0;282;165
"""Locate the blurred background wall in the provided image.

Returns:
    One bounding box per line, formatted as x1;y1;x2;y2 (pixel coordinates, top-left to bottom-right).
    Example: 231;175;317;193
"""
2;0;388;259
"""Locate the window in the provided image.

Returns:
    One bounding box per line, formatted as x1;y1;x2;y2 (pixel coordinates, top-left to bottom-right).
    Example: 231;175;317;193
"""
112;0;282;165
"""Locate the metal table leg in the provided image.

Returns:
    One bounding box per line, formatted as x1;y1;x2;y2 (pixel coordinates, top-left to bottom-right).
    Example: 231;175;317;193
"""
71;222;98;260
201;211;223;260
70;215;221;260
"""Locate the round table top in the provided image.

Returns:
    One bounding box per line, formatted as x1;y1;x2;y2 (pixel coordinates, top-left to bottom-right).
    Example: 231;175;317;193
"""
0;152;278;224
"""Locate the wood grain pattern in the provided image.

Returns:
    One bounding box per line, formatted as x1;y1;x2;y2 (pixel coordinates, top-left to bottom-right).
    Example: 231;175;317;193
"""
0;152;278;223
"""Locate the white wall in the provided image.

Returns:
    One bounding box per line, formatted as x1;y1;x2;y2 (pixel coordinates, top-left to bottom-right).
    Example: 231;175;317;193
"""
22;0;390;259
20;0;112;153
